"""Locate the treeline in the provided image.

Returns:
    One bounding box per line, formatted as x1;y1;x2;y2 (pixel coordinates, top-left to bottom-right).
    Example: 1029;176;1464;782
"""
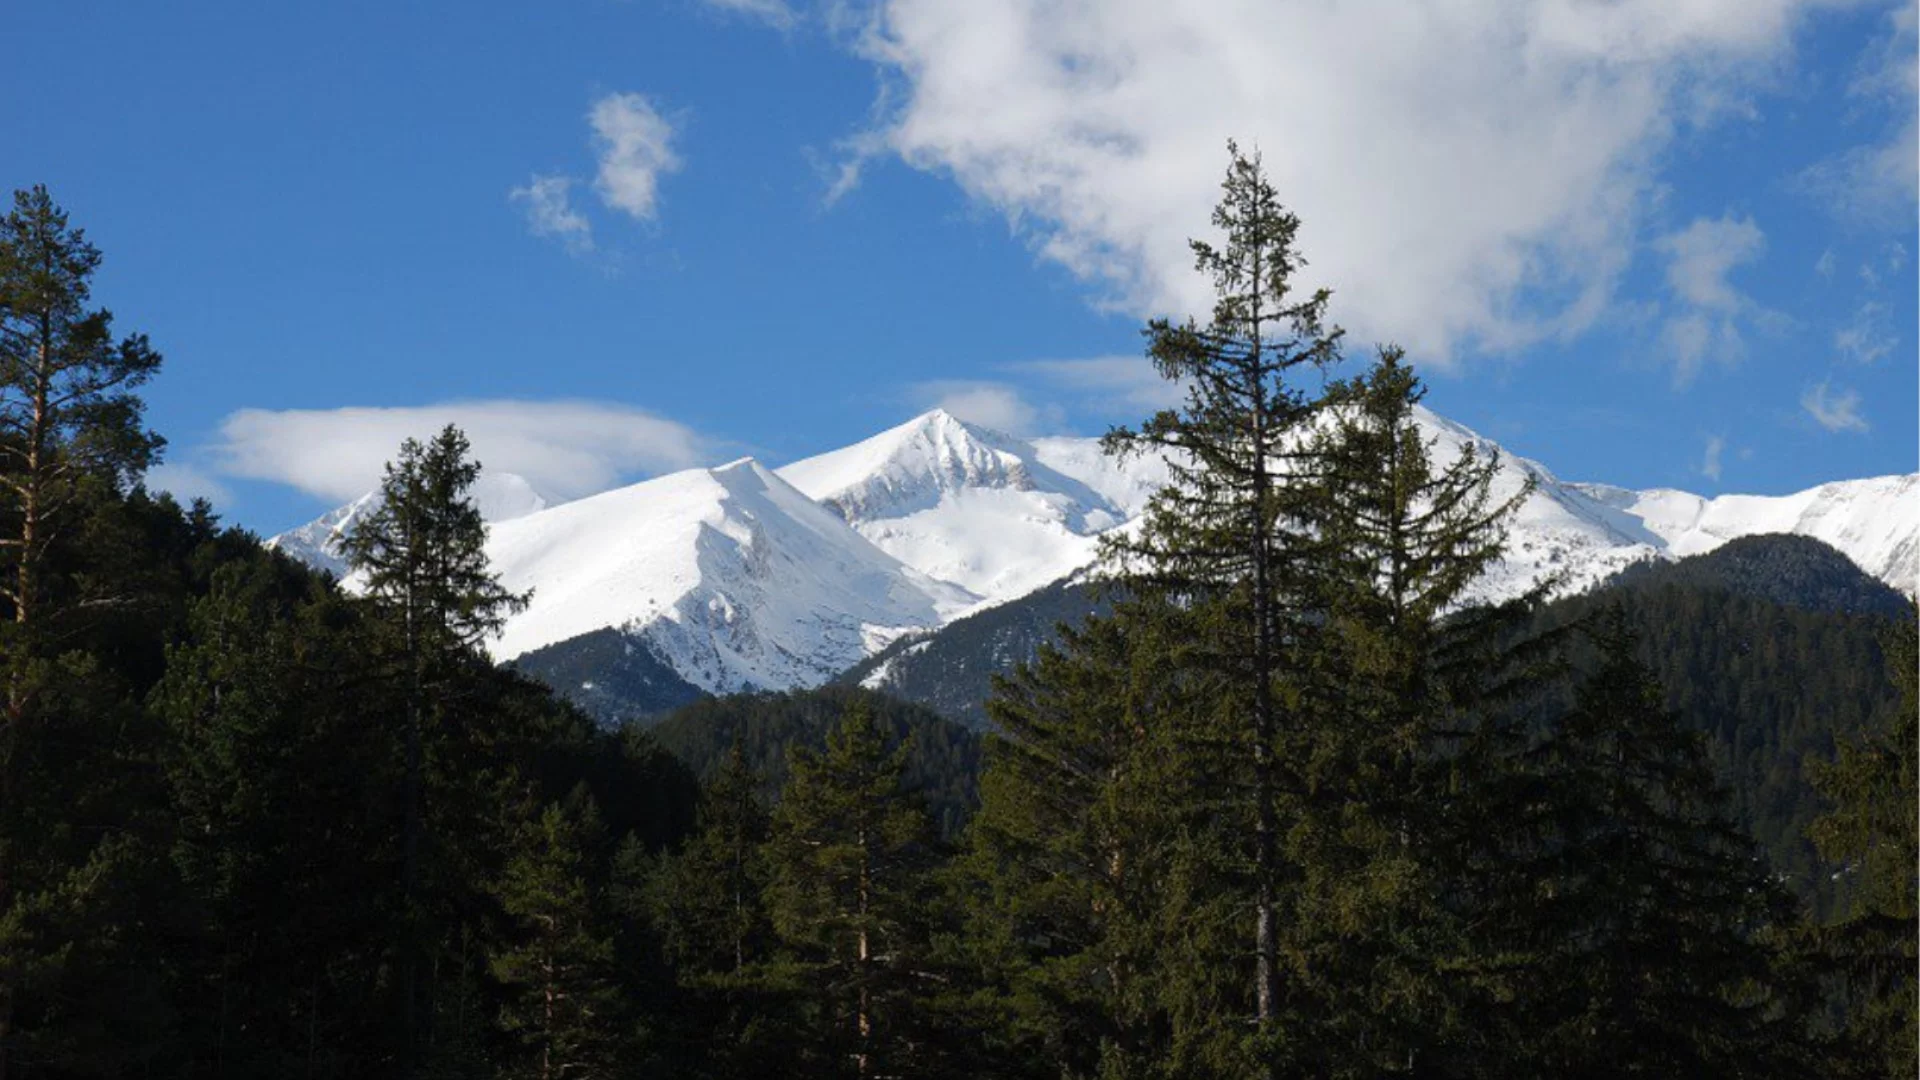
0;151;1911;1080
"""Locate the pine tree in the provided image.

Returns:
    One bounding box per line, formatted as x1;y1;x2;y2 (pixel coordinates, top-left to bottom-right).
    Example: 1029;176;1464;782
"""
1808;607;1917;1078
653;744;773;979
765;699;937;1078
491;795;624;1080
0;185;164;1080
339;424;528;1068
1101;141;1342;1034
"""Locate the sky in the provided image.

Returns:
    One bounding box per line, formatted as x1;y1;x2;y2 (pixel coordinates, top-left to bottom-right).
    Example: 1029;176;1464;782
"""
5;0;1915;535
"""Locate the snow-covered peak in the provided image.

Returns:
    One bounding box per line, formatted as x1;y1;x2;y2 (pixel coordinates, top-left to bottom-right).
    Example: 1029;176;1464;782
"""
779;409;1040;523
484;457;978;692
778;411;1143;604
266;470;552;579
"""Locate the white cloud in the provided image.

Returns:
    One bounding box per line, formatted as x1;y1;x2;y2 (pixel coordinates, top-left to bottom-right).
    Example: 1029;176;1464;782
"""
1653;213;1767;385
510;174;594;254
1699;434;1725;481
835;0;1842;363
1801;379;1871;432
1814;248;1837;277
1834;301;1896;364
1009;355;1187;416
590;93;682;222
913;381;1062;435
209;400;712;503
702;0;799;29
1798;5;1917;226
145;462;233;507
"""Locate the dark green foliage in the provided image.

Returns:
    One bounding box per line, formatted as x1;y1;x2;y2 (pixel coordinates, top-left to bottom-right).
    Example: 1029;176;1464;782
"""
1101;141;1344;1034
1806;609;1917;1078
490;796;625;1080
651;686;983;839
509;627;706;725
837;576;1112;730
1476;611;1817;1078
0;176;1901;1080
762;699;941;1077
1543;537;1906;911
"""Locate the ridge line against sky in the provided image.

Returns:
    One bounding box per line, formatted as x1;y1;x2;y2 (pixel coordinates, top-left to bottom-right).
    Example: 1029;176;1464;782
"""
6;0;1913;534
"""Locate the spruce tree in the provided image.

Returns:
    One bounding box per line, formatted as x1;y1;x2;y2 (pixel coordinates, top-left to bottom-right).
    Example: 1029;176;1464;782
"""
339;424;529;1069
1276;346;1543;1075
967;603;1247;1078
1102;141;1341;1032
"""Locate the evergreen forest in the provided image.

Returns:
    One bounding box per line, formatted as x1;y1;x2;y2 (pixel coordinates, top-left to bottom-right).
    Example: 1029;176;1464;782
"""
0;156;1910;1079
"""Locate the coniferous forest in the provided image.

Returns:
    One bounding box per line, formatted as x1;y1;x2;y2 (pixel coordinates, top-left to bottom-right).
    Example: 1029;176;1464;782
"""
0;153;1912;1079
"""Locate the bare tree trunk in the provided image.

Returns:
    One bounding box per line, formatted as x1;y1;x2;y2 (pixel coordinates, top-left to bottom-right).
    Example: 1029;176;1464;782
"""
1248;253;1279;1028
856;823;872;1079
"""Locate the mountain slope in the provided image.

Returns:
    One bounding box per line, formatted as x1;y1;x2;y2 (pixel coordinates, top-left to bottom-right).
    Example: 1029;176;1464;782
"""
483;458;977;693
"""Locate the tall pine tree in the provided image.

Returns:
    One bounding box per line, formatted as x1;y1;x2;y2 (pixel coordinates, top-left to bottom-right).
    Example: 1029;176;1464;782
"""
765;700;937;1078
0;185;165;1080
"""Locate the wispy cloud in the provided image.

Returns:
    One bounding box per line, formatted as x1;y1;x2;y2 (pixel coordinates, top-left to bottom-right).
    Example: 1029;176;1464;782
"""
1795;5;1917;227
590;93;682;222
1653;214;1766;386
700;0;798;30
208;400;713;504
910;381;1062;435
145;462;234;507
1698;434;1725;482
1801;379;1870;433
510;174;594;255
1008;356;1186;416
1834;301;1896;365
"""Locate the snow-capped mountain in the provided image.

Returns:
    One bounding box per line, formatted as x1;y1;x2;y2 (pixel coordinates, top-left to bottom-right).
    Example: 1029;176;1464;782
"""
271;407;1917;706
777;409;1169;605
267;470;551;577
483;458;977;694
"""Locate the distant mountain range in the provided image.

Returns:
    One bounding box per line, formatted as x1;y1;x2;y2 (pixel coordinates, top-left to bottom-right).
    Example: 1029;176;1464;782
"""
271;406;1918;721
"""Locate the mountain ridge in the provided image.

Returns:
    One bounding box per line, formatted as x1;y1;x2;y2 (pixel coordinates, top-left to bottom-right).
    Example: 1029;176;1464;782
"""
270;406;1918;716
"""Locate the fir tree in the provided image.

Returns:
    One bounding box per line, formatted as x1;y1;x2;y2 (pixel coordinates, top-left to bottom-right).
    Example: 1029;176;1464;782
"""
967;604;1248;1078
1275;346;1542;1075
1102;141;1342;1033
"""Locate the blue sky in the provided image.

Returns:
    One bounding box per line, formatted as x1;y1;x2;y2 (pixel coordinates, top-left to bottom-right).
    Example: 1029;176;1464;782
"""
6;0;1914;535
